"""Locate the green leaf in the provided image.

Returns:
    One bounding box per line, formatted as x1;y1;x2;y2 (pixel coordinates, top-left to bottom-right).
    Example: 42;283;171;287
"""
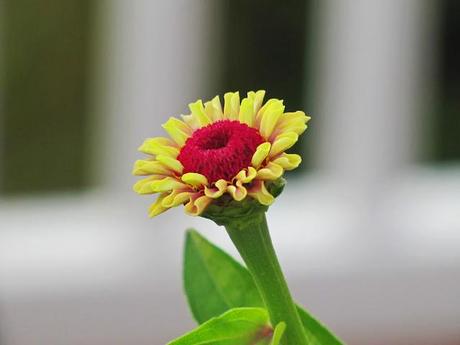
270;322;286;345
296;308;343;345
184;230;264;323
167;307;279;345
184;230;345;345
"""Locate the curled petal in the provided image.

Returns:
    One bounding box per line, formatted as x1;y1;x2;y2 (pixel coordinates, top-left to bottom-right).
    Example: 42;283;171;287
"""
223;92;240;120
132;160;171;176
181;172;209;188
259;100;285;139
156;155;184;174
248;180;274;206
162;117;193;146
204;95;224;122
181;113;200;130
272;153;302;170
273;111;310;138
227;180;247;201
251;142;271;169
188;99;212;126
161;190;192;208
234;167;257;184
204;179;227;198
133;175;165;194
247;90;265;114
138;137;179;157
269;132;299;157
148;193;169;217
256;98;281;125
185;194;213;216
256;162;284;180
148;176;187;193
239;97;255;127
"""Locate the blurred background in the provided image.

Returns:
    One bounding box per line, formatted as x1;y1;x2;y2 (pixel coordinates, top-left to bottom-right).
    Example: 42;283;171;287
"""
0;0;459;344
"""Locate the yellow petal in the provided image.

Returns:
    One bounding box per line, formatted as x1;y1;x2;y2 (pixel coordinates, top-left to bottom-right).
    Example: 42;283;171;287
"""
162;117;193;146
239;97;255;127
223;92;240;120
269;132;299;157
133;175;165;194
259;100;285;139
132;160;171;176
161;190;191;208
227;180;247;201
138;137;179;157
156;155;184;174
251;142;271;168
256;162;284;180
181;113;201;130
133;175;178;194
181;172;209;187
256;98;281;124
150;176;186;193
272;153;302;170
247;90;265;114
204;95;224;122
185;194;213;216
273;111;310;138
234;167;257;183
148;193;169;217
248;180;274;206
204;179;227;198
189;99;212;126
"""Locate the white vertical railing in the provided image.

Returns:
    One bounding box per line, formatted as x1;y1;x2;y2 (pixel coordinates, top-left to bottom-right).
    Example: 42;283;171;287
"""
93;0;213;193
313;0;433;232
315;0;430;179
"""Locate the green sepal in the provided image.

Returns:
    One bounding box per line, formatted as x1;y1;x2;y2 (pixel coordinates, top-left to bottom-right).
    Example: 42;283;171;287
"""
184;230;345;345
201;178;285;227
167;307;282;345
270;322;286;345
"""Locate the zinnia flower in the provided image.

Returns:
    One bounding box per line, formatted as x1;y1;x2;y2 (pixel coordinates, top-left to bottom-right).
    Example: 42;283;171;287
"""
133;90;310;217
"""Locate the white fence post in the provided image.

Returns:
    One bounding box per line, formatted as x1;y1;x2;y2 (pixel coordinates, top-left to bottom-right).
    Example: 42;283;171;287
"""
93;0;213;193
314;0;432;182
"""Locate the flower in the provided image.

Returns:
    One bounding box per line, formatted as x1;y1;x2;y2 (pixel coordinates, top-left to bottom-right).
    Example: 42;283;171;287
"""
133;90;310;217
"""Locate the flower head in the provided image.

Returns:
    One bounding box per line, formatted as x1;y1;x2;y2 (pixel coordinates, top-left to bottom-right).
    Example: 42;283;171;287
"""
133;90;310;217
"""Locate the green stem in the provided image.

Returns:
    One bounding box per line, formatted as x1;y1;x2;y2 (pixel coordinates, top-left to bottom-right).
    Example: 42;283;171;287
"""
225;212;308;345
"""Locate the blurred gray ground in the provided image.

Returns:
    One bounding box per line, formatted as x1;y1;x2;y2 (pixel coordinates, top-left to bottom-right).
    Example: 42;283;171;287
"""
0;181;459;344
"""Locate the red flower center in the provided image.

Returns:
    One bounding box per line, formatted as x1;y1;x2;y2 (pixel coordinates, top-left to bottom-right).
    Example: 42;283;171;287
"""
177;120;264;183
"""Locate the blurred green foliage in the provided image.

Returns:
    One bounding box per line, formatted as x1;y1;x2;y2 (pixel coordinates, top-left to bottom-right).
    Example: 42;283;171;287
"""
1;0;94;194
